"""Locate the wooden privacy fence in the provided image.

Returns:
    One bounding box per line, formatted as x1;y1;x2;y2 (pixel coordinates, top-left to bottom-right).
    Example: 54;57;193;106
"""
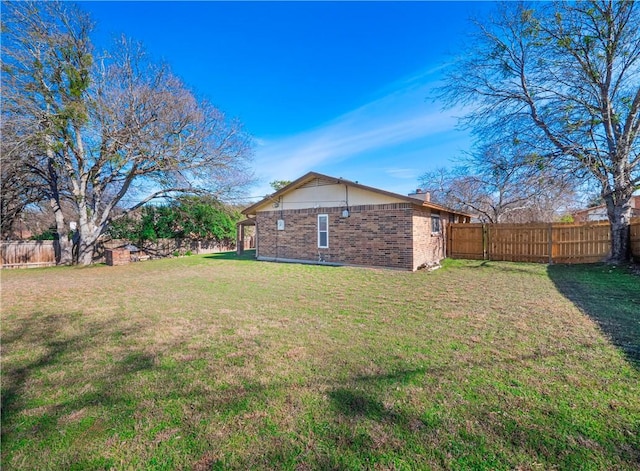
1;241;57;268
448;219;640;264
2;238;242;268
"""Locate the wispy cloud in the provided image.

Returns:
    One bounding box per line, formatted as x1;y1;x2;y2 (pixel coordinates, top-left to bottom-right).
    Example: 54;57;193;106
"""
250;67;469;197
382;167;420;180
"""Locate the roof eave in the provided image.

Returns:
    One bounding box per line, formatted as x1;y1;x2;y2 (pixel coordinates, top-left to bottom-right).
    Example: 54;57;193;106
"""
241;171;471;218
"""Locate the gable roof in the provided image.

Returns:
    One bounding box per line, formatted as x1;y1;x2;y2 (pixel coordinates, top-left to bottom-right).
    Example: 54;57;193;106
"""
242;171;471;217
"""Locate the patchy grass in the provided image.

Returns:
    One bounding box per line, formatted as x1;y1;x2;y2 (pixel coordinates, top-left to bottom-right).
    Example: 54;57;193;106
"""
1;255;639;470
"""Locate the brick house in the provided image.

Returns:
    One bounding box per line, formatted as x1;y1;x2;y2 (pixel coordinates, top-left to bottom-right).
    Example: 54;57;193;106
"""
572;195;640;222
239;172;470;271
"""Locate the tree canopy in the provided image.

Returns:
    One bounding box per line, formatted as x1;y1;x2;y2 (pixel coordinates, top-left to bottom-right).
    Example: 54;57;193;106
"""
107;197;239;244
440;0;640;262
1;1;253;264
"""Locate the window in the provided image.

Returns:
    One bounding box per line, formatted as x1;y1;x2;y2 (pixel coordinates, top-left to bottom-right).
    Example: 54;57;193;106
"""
318;214;329;248
431;214;441;234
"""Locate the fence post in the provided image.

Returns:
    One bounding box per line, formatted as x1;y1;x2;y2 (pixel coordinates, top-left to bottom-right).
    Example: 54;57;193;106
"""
483;224;488;260
444;220;449;258
548;224;553;264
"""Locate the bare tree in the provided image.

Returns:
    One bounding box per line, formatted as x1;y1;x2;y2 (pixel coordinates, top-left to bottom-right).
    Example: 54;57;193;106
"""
440;1;640;262
420;144;577;223
0;120;48;238
2;2;253;264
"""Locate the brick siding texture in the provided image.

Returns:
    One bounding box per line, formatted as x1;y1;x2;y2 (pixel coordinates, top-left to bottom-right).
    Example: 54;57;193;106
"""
412;208;446;270
256;203;449;271
105;248;130;266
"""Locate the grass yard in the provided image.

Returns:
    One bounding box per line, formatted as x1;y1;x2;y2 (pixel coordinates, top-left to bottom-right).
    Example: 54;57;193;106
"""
1;253;639;470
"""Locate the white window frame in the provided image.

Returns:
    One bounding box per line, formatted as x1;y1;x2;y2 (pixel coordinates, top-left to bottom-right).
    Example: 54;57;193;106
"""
318;214;329;248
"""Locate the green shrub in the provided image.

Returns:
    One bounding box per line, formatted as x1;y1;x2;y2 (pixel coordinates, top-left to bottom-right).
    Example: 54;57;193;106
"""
105;196;240;244
31;227;58;240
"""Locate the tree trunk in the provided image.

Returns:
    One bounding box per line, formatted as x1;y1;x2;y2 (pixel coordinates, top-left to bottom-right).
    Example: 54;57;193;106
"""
76;220;100;266
77;238;95;265
609;220;630;264
50;197;73;265
45;142;73;265
56;236;73;265
605;195;632;264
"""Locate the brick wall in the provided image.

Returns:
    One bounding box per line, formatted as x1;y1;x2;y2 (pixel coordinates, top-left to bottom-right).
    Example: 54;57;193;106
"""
105;248;130;266
412;208;446;270
256;203;420;270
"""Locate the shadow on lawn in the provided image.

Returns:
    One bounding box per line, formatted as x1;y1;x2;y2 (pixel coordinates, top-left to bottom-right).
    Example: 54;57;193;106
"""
547;263;640;368
460;260;546;276
328;388;403;423
0;312;155;449
190;347;637;469
204;249;256;262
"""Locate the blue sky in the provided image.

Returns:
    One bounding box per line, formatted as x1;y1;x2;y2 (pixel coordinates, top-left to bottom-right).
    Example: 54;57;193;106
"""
82;1;496;200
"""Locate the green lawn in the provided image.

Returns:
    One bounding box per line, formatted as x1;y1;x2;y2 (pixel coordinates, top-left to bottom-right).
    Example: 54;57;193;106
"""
1;254;639;470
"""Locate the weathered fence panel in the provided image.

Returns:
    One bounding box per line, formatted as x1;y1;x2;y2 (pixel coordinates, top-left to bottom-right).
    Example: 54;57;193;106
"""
448;220;640;264
488;224;551;263
0;241;57;268
447;223;485;260
551;222;611;263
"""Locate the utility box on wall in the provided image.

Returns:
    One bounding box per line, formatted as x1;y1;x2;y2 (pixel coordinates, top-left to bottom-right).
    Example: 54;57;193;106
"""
277;219;285;231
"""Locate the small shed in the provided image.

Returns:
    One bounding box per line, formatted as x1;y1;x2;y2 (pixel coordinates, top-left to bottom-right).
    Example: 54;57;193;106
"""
105;248;130;266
